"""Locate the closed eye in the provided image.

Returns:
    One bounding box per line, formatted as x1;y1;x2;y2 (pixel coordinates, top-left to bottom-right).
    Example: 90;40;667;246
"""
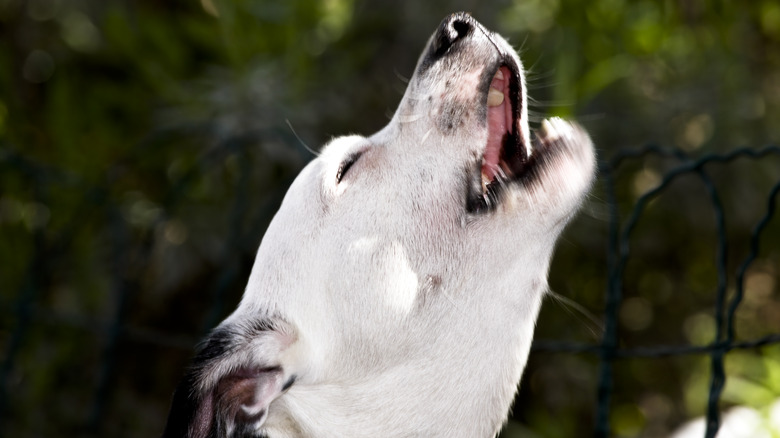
336;151;364;184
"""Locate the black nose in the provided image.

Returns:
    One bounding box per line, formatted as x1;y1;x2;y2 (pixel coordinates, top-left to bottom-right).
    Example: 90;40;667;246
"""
432;13;474;57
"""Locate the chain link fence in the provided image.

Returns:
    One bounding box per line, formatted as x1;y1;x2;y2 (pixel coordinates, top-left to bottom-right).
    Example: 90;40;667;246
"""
532;144;780;437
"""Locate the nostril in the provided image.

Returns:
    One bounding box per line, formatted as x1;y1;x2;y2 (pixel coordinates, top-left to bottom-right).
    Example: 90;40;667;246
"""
451;19;471;40
433;14;473;57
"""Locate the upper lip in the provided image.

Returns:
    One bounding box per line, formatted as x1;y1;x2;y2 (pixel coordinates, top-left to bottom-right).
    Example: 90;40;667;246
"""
466;57;528;214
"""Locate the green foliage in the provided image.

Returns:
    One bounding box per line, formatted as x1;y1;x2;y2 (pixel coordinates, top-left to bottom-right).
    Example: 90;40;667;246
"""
1;0;779;437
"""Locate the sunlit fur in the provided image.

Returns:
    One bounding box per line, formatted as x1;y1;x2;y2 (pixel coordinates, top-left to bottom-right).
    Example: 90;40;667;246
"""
165;13;595;438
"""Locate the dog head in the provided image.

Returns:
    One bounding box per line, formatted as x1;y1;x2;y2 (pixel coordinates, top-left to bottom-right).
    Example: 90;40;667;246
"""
164;12;595;438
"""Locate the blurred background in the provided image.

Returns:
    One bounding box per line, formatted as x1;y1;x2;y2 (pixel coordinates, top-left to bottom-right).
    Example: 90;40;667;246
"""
1;0;780;436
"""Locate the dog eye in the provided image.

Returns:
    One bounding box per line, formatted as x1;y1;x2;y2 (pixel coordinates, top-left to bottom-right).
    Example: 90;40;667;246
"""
336;152;363;184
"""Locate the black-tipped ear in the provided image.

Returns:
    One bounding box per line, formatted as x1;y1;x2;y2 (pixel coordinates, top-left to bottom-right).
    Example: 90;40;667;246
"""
163;325;233;438
162;321;295;438
163;370;216;438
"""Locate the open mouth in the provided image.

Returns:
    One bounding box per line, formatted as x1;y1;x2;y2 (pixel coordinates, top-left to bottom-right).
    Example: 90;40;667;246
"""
466;62;529;213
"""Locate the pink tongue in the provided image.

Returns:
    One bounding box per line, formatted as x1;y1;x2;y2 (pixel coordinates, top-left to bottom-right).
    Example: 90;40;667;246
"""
482;66;513;182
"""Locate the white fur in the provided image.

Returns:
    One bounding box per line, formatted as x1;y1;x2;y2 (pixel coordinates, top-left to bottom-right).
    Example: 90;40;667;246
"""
167;13;596;438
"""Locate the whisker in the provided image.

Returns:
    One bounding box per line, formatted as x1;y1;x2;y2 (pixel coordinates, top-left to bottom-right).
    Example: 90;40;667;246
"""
440;287;467;316
405;92;431;101
484;163;510;194
420;128;433;145
286;119;319;157
546;288;603;340
394;69;410;84
397;113;424;124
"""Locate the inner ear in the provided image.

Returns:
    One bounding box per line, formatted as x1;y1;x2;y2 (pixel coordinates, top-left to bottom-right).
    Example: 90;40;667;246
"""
215;366;287;427
163;319;297;438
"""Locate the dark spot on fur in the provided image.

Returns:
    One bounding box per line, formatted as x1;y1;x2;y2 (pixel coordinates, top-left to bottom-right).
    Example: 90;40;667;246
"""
437;101;472;135
416;275;443;310
197;328;234;363
281;375;297;392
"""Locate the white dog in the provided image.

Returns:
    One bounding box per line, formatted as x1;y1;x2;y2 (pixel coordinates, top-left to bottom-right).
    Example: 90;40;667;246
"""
163;12;595;438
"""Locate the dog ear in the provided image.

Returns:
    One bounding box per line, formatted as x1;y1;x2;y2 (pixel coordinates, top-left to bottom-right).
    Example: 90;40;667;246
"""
163;321;295;438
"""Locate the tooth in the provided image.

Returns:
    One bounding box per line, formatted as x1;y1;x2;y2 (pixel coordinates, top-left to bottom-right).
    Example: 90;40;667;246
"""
494;69;504;80
541;119;551;136
481;171;490;192
487;87;504;107
541;118;561;141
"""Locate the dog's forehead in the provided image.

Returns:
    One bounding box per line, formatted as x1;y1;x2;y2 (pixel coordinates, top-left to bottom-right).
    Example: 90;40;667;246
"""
320;135;370;161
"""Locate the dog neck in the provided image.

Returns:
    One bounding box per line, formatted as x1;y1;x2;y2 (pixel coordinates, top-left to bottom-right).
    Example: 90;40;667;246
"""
261;290;544;438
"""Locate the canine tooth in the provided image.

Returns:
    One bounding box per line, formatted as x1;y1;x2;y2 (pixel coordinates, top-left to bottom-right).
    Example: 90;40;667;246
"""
541;118;561;142
487;87;504;107
481;171;490;192
494;69;504;80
